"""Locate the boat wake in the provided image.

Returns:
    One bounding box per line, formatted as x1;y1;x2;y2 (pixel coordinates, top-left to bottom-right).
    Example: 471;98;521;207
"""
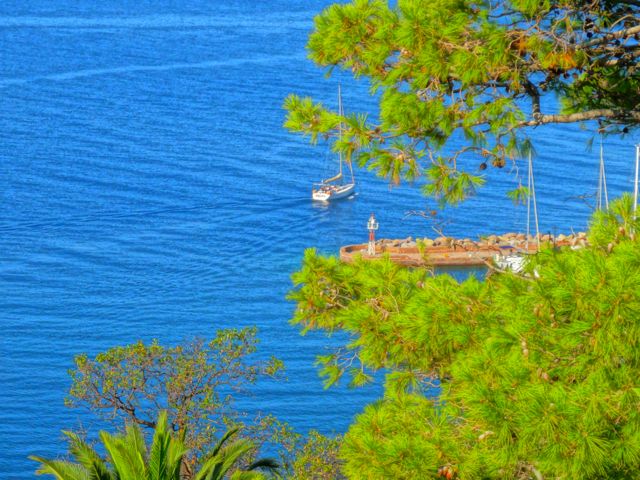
0;54;304;87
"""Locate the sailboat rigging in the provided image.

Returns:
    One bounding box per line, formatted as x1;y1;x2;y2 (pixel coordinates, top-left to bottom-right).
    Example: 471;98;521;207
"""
494;151;540;273
312;85;356;202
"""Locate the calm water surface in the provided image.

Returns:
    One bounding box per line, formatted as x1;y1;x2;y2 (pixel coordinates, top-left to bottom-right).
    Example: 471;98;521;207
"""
1;1;639;477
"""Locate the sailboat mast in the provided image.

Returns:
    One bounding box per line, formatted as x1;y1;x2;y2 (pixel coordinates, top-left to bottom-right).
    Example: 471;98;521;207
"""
338;84;343;178
634;144;639;217
597;135;609;210
527;151;540;249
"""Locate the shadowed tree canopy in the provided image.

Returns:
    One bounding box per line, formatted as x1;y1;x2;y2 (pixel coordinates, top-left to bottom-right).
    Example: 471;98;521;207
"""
289;194;640;478
285;0;640;203
66;328;285;464
59;326;349;479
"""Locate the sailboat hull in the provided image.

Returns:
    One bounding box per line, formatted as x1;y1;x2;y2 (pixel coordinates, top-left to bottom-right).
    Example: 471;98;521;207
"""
312;182;355;202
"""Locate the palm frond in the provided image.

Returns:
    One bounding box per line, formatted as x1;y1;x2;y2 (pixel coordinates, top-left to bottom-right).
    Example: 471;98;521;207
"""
64;431;112;480
229;472;266;480
245;458;279;472
100;431;145;480
195;439;254;480
30;456;91;480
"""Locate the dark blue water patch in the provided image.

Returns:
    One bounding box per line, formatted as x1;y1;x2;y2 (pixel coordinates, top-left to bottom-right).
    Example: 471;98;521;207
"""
435;265;488;282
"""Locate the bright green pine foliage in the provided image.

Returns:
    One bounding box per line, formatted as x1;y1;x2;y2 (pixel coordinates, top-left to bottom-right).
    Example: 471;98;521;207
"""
285;0;640;204
31;412;279;480
289;196;640;479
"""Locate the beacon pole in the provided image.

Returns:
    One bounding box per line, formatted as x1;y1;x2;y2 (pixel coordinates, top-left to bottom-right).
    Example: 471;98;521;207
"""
367;213;379;255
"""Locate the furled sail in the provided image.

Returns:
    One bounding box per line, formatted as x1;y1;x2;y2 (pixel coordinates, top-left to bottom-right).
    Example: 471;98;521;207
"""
323;172;342;184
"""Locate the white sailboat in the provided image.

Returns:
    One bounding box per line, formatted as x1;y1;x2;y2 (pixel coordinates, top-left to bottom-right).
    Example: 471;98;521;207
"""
312;85;356;202
493;150;539;273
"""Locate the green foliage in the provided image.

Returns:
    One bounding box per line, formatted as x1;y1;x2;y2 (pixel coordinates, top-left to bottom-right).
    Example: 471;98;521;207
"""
31;412;279;480
63;327;345;479
588;192;639;248
66;328;285;462
283;95;340;144
194;427;279;480
506;185;530;205
285;0;640;204
289;196;640;478
289;431;345;480
423;160;485;205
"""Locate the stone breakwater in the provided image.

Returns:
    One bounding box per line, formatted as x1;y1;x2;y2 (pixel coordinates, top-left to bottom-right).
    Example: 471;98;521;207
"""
381;231;590;249
340;232;589;267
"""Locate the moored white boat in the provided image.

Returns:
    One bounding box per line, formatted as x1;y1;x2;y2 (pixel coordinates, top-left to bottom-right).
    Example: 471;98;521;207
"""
493;253;526;272
312;182;355;202
312;85;356;202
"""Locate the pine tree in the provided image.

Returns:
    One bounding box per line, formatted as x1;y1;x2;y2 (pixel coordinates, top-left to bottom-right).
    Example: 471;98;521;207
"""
285;0;640;203
289;195;640;479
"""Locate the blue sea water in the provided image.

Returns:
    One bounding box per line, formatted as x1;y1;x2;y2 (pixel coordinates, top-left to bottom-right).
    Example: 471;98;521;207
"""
1;1;639;477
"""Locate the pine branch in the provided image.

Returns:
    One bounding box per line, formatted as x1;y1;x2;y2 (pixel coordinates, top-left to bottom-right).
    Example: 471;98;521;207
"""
581;24;640;49
521;109;640;126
